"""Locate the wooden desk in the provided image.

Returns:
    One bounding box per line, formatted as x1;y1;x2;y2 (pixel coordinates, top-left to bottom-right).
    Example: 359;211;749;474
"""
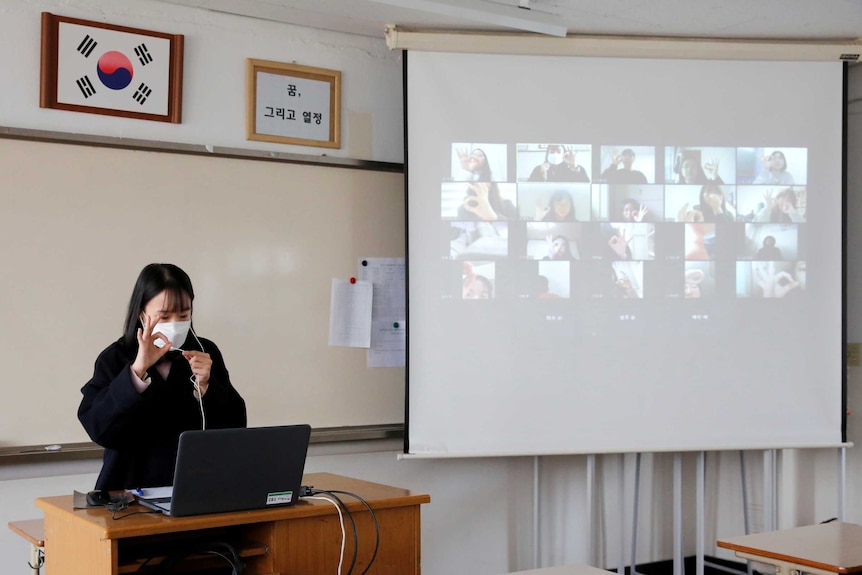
34;472;430;575
717;523;862;575
8;519;45;574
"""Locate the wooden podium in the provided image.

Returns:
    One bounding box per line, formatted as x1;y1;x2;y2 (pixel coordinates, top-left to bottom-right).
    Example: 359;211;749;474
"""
35;472;430;574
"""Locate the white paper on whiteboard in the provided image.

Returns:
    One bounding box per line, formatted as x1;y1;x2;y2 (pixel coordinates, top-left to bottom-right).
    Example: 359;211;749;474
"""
328;278;372;348
358;257;406;320
368;319;406;368
359;257;406;366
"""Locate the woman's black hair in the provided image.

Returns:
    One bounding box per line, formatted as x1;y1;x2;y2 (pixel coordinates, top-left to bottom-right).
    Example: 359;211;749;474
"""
121;264;195;349
698;184;728;221
676;150;707;184
473;274;493;297
470;148;493;181
549;235;574;259
769;150;788;173
542;190;576;222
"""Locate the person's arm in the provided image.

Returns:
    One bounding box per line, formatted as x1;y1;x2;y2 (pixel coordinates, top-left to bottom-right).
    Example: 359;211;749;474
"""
753;207;771;222
78;344;151;448
195;339;247;429
600;164;619;180
574;165;590;183
528;164;548;182
752;173;768;184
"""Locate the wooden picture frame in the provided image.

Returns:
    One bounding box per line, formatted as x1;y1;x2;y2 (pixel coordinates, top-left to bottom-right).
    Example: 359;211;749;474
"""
247;59;341;149
40;12;184;123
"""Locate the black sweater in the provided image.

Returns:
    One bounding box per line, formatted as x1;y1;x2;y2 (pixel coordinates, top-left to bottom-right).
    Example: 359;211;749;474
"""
78;337;247;490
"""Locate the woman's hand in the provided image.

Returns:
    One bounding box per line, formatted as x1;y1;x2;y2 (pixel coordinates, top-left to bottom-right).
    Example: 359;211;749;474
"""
754;262;798;298
535;200;550;221
183;351;212;394
457;148;482;173
704;158;720;180
608;228;630;259
635;205;648;222
131;314;172;379
462;183;499;220
704;193;722;214
678;202;703;222
608;147;621;167
563;146;577;166
456;147;471;171
763;189;776;211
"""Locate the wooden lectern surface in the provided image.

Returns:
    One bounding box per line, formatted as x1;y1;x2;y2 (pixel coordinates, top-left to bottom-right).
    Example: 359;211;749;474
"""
35;472;430;575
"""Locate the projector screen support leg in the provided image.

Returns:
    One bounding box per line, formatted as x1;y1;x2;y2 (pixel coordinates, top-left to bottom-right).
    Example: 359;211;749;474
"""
741;450;753;575
674;453;683;575
619;454;626;574
587;453;597;567
704;452;751;575
533;455;541;569
696;451;706;575
838;446;846;521
630;452;642;575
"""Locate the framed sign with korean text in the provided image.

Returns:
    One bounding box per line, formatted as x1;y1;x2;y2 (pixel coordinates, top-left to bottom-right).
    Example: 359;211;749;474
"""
247;59;341;149
40;12;184;123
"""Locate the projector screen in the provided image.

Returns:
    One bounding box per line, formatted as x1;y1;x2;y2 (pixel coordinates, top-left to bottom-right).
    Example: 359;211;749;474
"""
405;51;845;456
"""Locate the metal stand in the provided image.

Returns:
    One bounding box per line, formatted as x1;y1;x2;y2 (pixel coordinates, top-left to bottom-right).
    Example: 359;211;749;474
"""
674;453;683;575
630;452;642;575
588;453;598;567
534;455;541;569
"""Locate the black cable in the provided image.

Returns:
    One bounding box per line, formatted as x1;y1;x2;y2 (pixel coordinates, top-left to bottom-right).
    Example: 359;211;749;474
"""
146;541;244;574
27;549;44;570
310;489;359;575
325;489;381;575
111;508;161;520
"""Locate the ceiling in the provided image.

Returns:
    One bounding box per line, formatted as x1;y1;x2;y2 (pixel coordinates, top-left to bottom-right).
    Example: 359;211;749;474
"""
157;0;862;41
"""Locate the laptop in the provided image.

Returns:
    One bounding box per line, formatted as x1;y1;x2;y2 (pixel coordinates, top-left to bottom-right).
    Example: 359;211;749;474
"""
137;424;311;517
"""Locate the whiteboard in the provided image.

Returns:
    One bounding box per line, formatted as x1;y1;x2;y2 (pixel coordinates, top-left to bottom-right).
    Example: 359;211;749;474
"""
0;137;405;449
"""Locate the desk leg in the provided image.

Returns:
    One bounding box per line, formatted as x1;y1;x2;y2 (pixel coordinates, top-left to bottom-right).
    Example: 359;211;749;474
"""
28;542;42;575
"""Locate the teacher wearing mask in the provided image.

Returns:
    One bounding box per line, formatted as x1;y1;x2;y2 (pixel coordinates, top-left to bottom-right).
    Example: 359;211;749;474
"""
78;263;246;490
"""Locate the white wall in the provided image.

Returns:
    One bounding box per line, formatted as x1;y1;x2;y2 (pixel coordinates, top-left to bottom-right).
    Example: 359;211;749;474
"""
0;0;403;162
0;1;859;574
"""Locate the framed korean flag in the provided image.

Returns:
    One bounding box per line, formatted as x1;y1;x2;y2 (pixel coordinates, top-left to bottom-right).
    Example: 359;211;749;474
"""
40;12;184;123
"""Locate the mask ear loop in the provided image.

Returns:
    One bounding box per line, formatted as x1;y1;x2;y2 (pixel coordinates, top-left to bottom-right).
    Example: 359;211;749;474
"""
189;326;207;430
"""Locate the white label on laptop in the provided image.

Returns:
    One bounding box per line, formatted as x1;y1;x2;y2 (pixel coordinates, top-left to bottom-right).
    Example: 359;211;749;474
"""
266;491;293;505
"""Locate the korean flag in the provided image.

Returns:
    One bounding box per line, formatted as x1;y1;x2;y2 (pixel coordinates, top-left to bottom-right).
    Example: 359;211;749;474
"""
56;22;172;116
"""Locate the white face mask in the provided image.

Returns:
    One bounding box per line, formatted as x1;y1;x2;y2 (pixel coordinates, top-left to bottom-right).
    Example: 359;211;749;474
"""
547;153;564;165
151;320;191;351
